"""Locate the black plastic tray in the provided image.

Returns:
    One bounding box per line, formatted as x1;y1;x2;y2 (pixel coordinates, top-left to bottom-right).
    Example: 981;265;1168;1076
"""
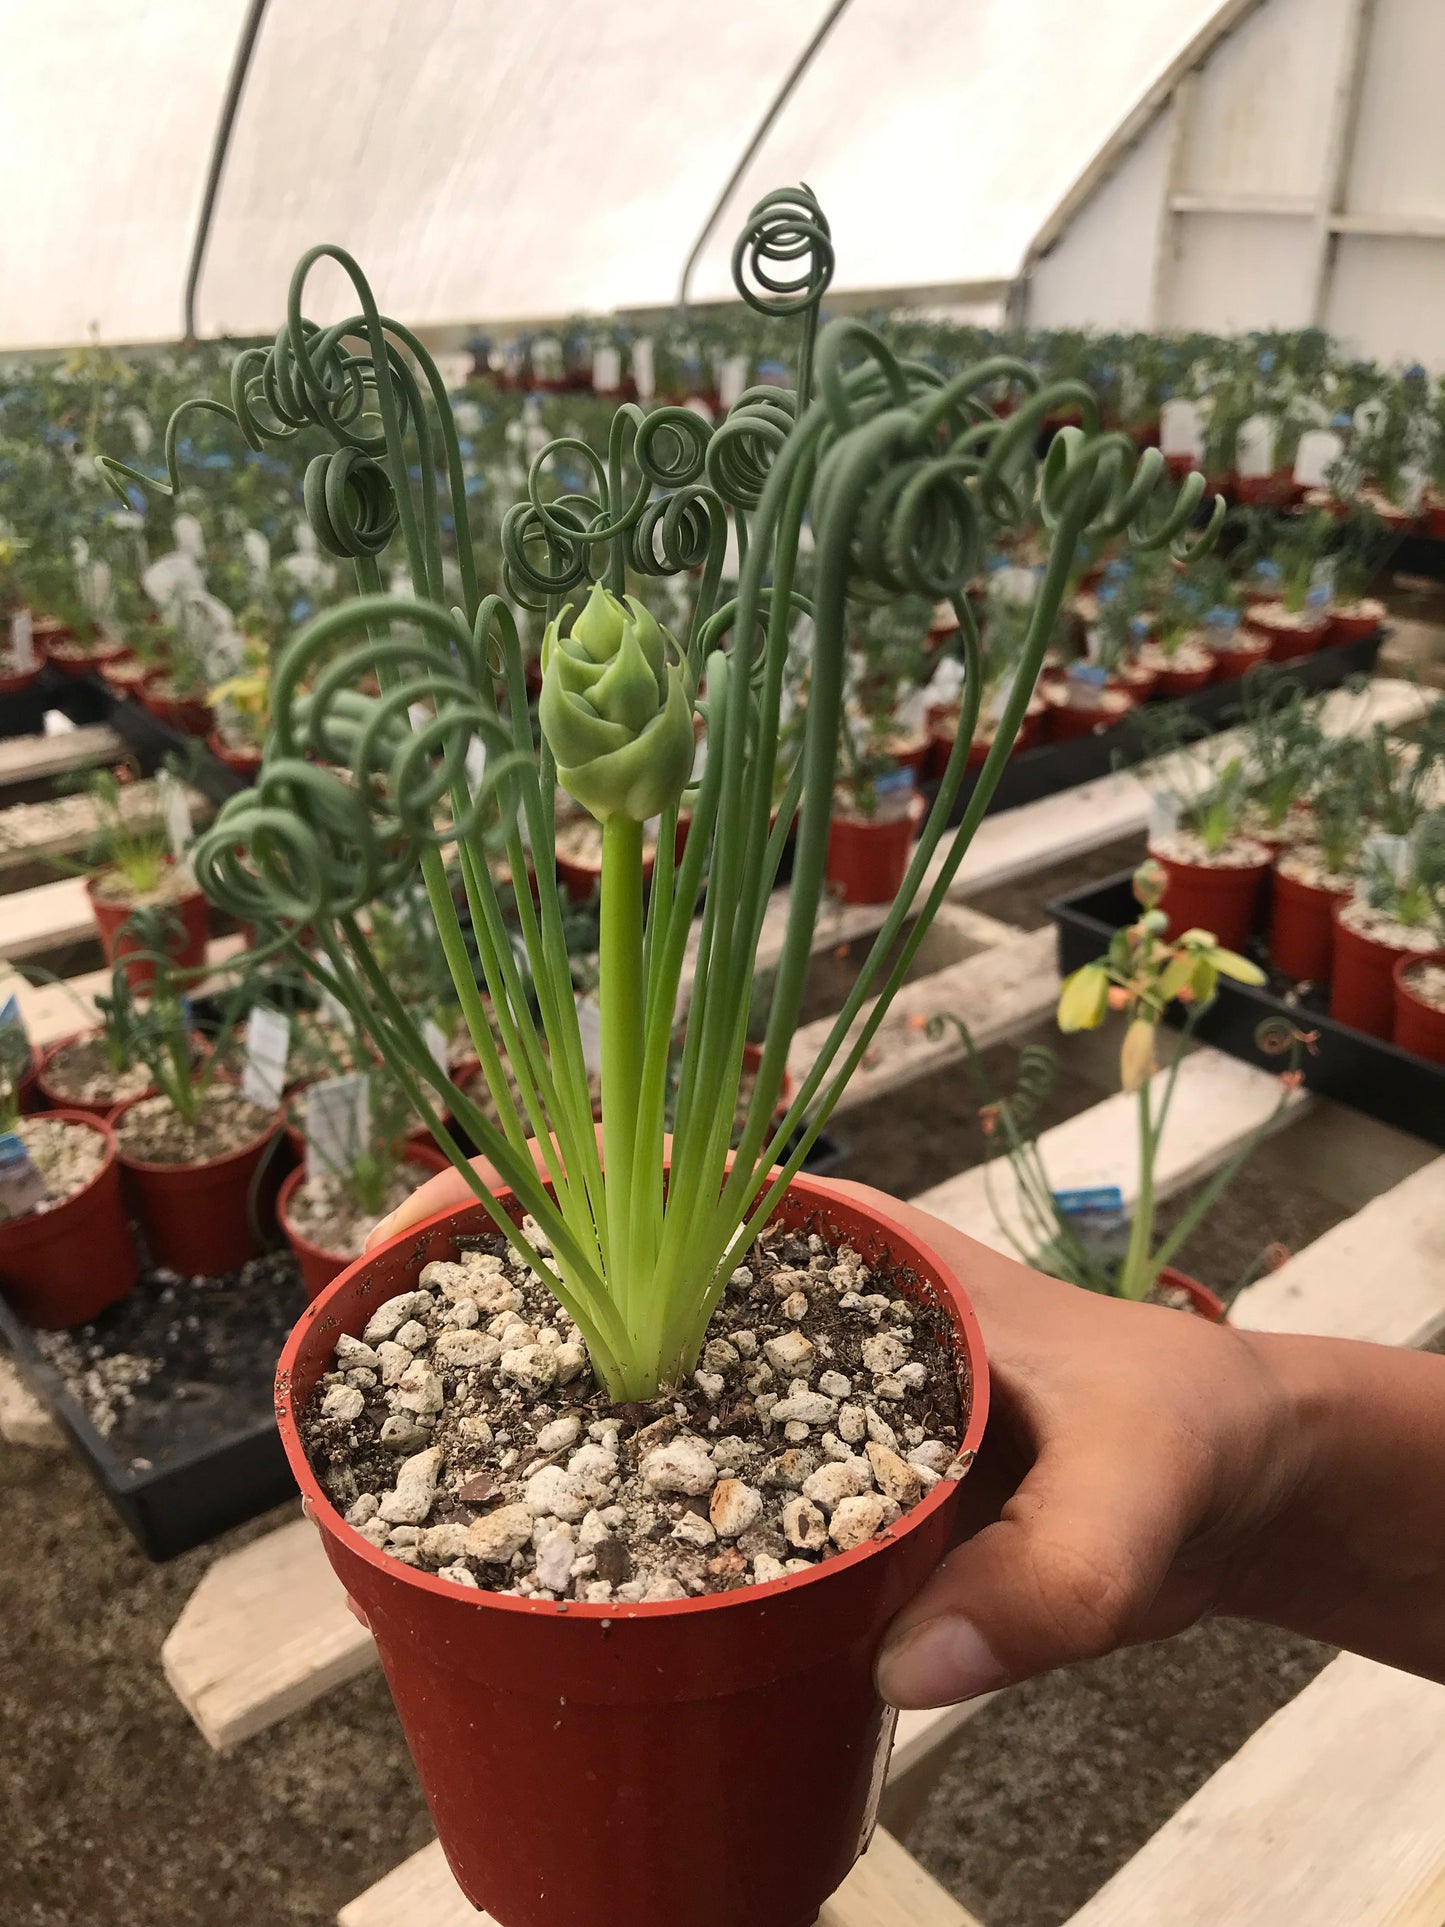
1049;868;1445;1148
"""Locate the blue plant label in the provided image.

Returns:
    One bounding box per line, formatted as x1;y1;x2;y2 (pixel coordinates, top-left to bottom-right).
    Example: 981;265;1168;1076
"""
0;994;28;1047
0;1132;50;1218
875;766;915;798
1068;661;1108;689
1053;1185;1125;1218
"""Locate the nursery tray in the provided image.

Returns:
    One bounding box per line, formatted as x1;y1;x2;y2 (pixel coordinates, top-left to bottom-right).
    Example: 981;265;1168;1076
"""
937;629;1385;826
1050;868;1445;1149
0;1251;305;1560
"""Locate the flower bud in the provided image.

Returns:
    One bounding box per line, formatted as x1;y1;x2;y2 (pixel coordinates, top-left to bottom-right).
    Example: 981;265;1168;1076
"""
539;584;694;823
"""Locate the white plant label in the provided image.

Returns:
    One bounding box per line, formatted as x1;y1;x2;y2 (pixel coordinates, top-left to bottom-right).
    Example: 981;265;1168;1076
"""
465;735;487;791
159;773;194;862
1159;399;1205;462
719;354;750;411
42;710;75;736
1235;414;1277;479
242;528;271;586
575;994;603;1078
1294;429;1344;489
9;610;34;672
423;1017;450;1076
0;1132;49;1217
987;668;1018;725
1148;792;1181;845
631;338;655;401
592;345;622;395
307;1073;370;1182
242;1005;291;1110
174;513;206;559
1083;624;1104;664
992;565;1037;607
1354;397;1387;439
310;956;349;1025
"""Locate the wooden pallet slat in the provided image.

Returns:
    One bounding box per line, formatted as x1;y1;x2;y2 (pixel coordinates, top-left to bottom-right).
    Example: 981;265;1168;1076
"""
1064;1653;1445;1927
0;779;208;875
338;1826;982;1927
0;723;121;789
0;932;250;1047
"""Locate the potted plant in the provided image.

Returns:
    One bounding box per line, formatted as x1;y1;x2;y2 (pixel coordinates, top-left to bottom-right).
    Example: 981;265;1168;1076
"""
208;630;272;777
826;708;924;906
1133;571;1217;695
1392;949;1445;1061
63;765;210;988
1269;752;1362;983
0;537;44;696
141;598;218;736
1145;731;1271;949
928;589;1047;766
940;862;1291;1315
1236;678;1323;853
115;184;1219;1927
1327;502;1394;643
0;1013;138;1329
1243;512;1335;659
1331;813;1445;1037
107;935;281;1275
34;959;172;1117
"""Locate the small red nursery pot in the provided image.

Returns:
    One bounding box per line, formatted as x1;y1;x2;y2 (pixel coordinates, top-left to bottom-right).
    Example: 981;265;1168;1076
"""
1157;1265;1226;1323
278;1145;449;1301
1242;602;1331;662
140;669;214;737
275;1175;990;1927
1329;904;1437;1040
825;795;925;906
1211;633;1271;682
207;731;264;778
1151;840;1271;953
1268;859;1351;984
1391;951;1445;1063
0;1111;139;1329
86;867;210;991
110;1081;281;1276
1327;599;1386;645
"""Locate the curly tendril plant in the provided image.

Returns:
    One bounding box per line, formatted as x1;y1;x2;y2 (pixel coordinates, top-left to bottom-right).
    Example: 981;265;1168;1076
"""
101;186;1222;1401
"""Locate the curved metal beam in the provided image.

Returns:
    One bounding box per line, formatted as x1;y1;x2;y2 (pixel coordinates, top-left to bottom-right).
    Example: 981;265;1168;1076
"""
183;0;271;342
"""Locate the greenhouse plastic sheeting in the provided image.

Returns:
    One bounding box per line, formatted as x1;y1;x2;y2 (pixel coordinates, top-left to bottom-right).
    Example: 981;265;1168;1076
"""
0;0;1223;348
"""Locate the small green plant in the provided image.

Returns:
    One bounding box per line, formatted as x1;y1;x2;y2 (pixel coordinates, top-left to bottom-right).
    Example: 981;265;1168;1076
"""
65;764;171;897
108;915;251;1127
1239;680;1323;834
1358;811;1445;934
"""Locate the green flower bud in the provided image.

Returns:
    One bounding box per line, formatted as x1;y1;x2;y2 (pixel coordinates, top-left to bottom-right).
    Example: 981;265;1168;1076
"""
539;585;694;822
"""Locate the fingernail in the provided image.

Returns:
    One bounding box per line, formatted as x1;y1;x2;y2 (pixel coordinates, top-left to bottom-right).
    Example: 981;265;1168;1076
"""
365;1212;398;1252
876;1617;1009;1709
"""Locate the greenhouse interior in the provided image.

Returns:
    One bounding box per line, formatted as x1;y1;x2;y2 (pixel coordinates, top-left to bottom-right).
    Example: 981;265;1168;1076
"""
5;2;1445;1923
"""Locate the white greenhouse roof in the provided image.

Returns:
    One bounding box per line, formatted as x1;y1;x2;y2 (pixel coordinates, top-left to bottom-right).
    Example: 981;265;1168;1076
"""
2;0;1225;349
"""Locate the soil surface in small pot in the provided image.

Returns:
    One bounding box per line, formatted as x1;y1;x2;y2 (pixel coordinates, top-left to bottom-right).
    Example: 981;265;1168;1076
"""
1336;896;1441;954
1276;844;1353;893
300;1217;967;1605
41;1035;154;1108
1136;638;1213;677
7;1117;106;1215
286;1165;430;1262
89;863;195;912
1399;958;1445;1012
553;816;657;870
1149;830;1270;870
31;1250;306;1460
113;1087;275;1165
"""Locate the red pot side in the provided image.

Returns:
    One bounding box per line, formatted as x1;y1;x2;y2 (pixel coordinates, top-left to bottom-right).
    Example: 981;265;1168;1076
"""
86;872;210;991
1042;687;1134;743
1151;657;1215;699
1392;951;1445;1064
0;1111;138;1329
1243;605;1330;662
1211;636;1272;682
1329;907;1428;1040
1269;865;1350;984
278;1146;449;1301
36;1032;142;1122
207;731;264;778
141;671;214;737
0;664;43;696
1158;1265;1226;1322
110;1086;280;1276
275;1175;989;1927
1152;846;1269;952
825;797;924;906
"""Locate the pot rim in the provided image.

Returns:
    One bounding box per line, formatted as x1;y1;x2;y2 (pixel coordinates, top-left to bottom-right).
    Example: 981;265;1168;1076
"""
275;1171;990;1624
277;1147;450;1266
0;1107;119;1235
83;860;206;914
108;1075;281;1174
1392;947;1445;1007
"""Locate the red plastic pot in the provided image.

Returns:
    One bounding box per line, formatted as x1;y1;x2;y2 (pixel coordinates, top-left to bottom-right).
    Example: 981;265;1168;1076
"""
555;838;656;906
1158;1265;1226;1322
1429;501;1445;542
16;1047;40;1115
1151;842;1270;951
0;663;43;696
1233;470;1300;510
141;670;214;737
45;636;130;679
1150;654;1216;699
1211;635;1271;682
825;796;924;905
36;1030;156;1123
1328;599;1386;644
1269;862;1350;983
1243;603;1331;662
275;1173;989;1927
1392;951;1445;1063
1329;904;1432;1039
928;697;1044;779
0;1111;138;1329
1043;685;1134;742
110;1082;281;1276
278;1146;449;1300
85;866;210;991
102;656;150;699
207;730;264;778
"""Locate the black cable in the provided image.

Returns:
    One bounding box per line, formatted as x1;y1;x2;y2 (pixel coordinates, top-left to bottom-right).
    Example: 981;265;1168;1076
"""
677;0;854;309
182;0;271;342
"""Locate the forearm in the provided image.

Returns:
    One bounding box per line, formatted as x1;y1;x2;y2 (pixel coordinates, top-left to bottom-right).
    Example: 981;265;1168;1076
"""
1226;1332;1445;1683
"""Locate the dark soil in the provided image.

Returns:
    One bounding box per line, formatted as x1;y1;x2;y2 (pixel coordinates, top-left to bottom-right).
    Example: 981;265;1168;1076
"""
961;829;1148;931
37;1031;153;1107
25;1251;306;1471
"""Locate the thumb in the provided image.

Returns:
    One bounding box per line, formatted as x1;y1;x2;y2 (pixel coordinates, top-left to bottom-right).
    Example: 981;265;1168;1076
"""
876;1425;1199;1709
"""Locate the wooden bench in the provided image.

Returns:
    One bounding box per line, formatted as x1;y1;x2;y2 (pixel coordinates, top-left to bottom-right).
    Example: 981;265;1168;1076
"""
0;723;121;794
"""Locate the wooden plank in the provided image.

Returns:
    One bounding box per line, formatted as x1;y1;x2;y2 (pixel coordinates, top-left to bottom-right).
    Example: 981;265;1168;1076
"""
0;780;208;878
1065;1653;1445;1927
339;1827;981;1927
912;1048;1305;1251
1231;1154;1445;1349
0;932;250;1047
0;1354;62;1448
790;926;1059;1120
0;724;120;789
0;875;94;959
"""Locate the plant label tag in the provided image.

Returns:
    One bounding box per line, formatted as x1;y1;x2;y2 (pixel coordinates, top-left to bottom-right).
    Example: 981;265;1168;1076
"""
242;1005;291;1111
1236;414;1277;479
987;667;1018;725
1148;792;1180;844
174;513;206;559
575;994;603;1078
158;773;194;862
423;1017;450;1076
1293;429;1343;489
408;701;430;733
592;345;623;395
465;735;487;791
719;355;750;411
1053;1184;1125;1220
307;1073;370;1181
0;992;31;1055
9;610;35;672
0;1133;50;1219
1363;831;1411;881
992;564;1037;607
1159;399;1204;461
1083;624;1104;663
875;766;914;799
631;338;655;400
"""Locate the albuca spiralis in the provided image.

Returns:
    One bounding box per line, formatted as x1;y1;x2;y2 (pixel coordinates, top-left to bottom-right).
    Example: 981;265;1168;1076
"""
99;185;1222;1399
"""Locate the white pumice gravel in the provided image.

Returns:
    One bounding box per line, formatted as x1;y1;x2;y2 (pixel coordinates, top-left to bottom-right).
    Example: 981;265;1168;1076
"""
302;1218;965;1602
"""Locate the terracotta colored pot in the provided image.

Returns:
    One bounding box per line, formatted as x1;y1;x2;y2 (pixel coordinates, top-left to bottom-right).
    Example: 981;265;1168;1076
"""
274;1173;990;1927
45;636;130;680
102;656;150;699
110;1082;281;1276
1328;600;1386;645
16;1048;40;1115
1211;635;1272;682
85;868;210;991
1269;863;1350;983
1151;655;1216;699
825;796;924;906
207;730;264;778
29;616;72;654
1043;685;1134;743
1243;603;1331;662
1158;1265;1226;1322
554;836;656;906
1392;951;1445;1063
141;670;214;737
1329;904;1432;1039
1106;661;1158;703
36;1030;156;1123
1232;470;1300;510
1429;502;1445;542
928;696;1044;779
0;663;43;697
278;1145;449;1301
1151;843;1270;951
0;1111;138;1329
